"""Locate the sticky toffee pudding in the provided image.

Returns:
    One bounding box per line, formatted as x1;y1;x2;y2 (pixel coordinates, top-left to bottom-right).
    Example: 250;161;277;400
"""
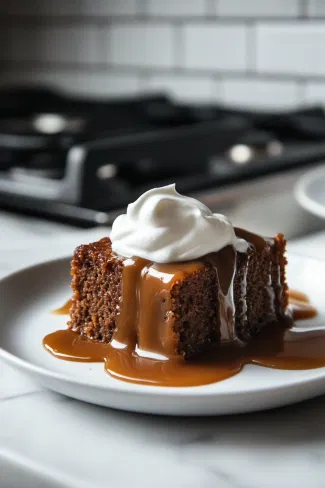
43;185;323;387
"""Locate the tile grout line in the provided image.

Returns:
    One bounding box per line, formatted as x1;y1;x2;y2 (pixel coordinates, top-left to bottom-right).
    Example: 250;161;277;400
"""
3;60;325;84
2;16;325;26
246;20;257;74
96;19;110;65
205;0;217;18
173;20;184;70
297;79;307;103
213;73;224;101
137;0;148;19
299;0;309;19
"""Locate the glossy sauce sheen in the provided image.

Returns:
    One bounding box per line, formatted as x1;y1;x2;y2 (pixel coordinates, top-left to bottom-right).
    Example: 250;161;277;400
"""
44;291;322;387
51;299;72;316
44;228;320;387
288;290;318;320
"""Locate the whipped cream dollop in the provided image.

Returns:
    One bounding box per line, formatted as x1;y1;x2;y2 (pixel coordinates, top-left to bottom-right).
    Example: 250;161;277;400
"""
111;184;248;263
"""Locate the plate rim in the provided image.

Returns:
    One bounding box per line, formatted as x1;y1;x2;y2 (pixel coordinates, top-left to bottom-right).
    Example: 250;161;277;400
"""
295;165;325;219
1;254;325;399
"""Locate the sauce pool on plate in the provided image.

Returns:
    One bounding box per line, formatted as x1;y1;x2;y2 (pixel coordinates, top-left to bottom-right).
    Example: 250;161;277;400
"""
43;291;324;387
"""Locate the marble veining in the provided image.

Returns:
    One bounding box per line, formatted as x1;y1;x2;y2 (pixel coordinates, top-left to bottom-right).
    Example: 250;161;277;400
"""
1;211;325;487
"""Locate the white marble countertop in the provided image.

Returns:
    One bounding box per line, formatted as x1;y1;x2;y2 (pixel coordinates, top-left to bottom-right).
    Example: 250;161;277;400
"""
1;210;325;488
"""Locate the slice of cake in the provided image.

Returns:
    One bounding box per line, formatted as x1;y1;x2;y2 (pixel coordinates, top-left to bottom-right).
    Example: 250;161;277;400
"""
69;185;289;360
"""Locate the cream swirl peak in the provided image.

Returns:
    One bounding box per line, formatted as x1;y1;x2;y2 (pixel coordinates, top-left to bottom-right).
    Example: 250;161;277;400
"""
111;184;248;263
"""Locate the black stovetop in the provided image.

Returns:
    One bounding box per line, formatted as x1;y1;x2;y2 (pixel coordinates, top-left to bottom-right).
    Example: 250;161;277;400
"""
1;85;325;226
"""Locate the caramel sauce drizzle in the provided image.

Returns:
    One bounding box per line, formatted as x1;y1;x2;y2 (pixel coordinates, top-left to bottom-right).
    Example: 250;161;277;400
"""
51;299;72;316
44;229;322;388
45;289;322;388
288;290;318;321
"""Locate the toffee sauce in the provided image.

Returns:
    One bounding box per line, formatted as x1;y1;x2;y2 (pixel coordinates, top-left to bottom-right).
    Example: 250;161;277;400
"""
44;261;323;388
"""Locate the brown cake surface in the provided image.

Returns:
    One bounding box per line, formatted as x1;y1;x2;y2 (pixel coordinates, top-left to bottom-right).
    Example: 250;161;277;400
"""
70;238;124;343
69;230;288;359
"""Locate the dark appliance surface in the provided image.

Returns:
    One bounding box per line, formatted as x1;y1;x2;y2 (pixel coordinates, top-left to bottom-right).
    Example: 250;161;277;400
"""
1;85;325;227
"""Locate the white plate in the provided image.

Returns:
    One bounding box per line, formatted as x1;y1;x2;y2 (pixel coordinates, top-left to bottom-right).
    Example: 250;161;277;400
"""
295;165;325;219
0;254;325;416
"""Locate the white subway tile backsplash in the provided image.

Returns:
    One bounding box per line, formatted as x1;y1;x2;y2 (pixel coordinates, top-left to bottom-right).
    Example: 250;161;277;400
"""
143;74;217;101
0;0;56;15
108;24;174;68
257;23;325;76
0;70;141;96
2;0;325;108
221;78;300;108
58;72;141;96
304;82;325;103
0;0;83;16
147;0;206;17
83;0;138;17
217;0;300;18
0;26;39;62
0;0;138;16
307;0;325;17
1;25;100;64
183;25;247;71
